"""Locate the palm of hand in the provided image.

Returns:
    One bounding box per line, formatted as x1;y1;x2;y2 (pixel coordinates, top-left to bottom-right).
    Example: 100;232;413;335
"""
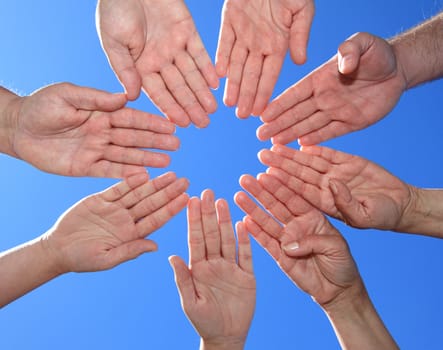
14;95;112;176
321;154;411;229
188;257;256;341
277;210;358;305
51;192;138;272
310;57;404;134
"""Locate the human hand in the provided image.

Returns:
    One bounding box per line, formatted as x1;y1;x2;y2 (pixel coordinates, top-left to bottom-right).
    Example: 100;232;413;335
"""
216;0;315;118
258;144;414;231
234;172;361;306
257;32;407;145
96;0;219;128
169;190;255;350
43;171;189;273
10;83;179;178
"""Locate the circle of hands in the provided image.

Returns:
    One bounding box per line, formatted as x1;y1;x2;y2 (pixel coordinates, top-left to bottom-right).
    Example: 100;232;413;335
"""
7;0;416;348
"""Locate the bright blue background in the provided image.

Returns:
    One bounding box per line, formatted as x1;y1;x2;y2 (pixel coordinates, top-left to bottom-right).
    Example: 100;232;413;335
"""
1;1;442;349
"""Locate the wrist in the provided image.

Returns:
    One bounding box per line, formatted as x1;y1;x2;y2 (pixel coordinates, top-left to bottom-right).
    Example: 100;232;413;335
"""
200;336;246;350
0;87;21;158
40;229;71;276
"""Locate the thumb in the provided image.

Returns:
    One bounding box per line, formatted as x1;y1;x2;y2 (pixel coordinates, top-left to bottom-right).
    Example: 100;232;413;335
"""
105;47;143;101
337;32;373;75
282;234;345;259
288;4;315;65
60;83;128;112
329;178;367;227
168;256;196;307
103;239;158;270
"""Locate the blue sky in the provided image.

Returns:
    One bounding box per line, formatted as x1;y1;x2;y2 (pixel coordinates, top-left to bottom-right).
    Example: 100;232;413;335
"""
1;1;442;349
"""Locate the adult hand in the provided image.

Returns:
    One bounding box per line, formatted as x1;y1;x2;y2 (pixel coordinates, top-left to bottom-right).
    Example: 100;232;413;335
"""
216;0;315;118
96;0;219;128
234;172;360;306
10;83;179;178
169;190;256;350
257;32;407;145
258;144;413;231
44;171;189;273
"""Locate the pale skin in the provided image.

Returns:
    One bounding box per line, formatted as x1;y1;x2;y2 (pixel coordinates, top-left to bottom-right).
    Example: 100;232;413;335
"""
234;173;398;349
257;12;443;145
0;171;189;307
216;0;315;118
0;83;180;178
258;144;443;237
96;0;219;128
169;190;256;350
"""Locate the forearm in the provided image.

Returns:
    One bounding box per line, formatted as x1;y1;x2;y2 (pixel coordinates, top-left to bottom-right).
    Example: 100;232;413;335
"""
0;235;63;308
321;282;398;350
396;187;443;238
389;11;443;89
0;86;21;158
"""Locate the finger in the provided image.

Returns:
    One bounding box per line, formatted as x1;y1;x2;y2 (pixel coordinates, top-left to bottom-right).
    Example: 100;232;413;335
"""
187;31;220;90
215;199;236;263
120;172;177;208
103;239;158;269
236;53;263;119
234;191;282;238
239;174;292;224
257;98;317;141
215;18;235;77
168;255;196;310
110;129;180;151
236;221;253;273
329;178;367;226
130;178;190;222
260;77;313;123
87;161;149;178
201;189;221;259
282;234;347;260
224;45;248;107
110;109;176;134
267;167;323;210
243;216;282;262
135;193;189;236
62;83;128;112
160;65;210;128
100;171;150;202
272;144;330;173
188;197;206;265
142;73;190;127
104;144;171;168
288;3;315;65
298;120;355;146
257;173;313;218
251;54;285;116
300;145;350;164
175;51;217;114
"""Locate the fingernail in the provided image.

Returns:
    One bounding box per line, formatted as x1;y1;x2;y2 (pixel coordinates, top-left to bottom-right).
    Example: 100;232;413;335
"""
283;241;299;251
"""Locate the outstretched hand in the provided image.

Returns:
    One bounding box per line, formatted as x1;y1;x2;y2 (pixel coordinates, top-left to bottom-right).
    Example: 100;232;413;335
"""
10;83;179;178
216;0;315;118
169;190;256;350
44;171;189;272
234;172;360;306
258;144;413;231
96;0;219;128
257;32;407;145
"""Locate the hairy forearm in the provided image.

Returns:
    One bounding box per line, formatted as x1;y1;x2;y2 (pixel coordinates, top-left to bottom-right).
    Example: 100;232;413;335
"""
321;282;398;350
0;86;20;158
0;235;63;308
389;11;443;89
396;187;443;238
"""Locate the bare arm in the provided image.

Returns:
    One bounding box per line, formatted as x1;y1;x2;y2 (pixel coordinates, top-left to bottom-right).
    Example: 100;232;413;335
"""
0;86;20;157
391;11;443;89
